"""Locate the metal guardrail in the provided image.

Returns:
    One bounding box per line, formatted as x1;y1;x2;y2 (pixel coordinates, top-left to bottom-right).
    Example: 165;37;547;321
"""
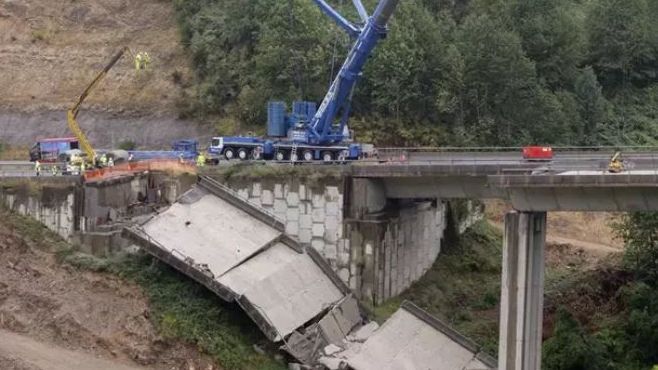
3;148;658;177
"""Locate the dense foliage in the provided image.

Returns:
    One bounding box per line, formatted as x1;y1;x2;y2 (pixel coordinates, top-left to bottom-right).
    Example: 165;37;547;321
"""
542;213;658;370
173;0;657;146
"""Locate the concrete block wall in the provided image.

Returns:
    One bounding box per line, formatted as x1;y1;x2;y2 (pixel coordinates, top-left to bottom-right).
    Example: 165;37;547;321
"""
223;176;447;305
0;183;79;240
227;179;347;272
380;202;445;300
349;200;446;305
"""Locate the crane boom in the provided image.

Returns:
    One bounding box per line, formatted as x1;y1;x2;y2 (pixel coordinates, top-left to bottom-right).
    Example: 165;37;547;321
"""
308;0;399;145
67;47;133;162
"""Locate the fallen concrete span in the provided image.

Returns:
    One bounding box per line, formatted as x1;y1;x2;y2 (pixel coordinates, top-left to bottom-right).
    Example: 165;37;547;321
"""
123;178;362;362
320;301;496;370
123;176;495;368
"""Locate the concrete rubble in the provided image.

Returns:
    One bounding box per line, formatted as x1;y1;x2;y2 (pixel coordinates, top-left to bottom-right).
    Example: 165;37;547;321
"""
318;301;496;370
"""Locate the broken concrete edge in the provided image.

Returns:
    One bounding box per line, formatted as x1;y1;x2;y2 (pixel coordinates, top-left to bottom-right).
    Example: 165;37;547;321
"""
237;295;281;342
198;175;285;231
121;227;238;302
84;172;146;188
305;246;352;297
400;301;498;369
280;233;305;254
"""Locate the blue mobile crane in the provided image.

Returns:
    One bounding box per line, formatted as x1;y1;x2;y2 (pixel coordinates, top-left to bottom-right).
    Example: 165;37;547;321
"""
208;0;399;162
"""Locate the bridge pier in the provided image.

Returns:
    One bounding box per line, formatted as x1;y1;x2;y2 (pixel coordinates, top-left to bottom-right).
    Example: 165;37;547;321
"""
498;211;546;370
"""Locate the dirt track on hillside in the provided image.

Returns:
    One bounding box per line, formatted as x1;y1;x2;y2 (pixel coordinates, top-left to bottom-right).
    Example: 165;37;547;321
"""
0;329;148;370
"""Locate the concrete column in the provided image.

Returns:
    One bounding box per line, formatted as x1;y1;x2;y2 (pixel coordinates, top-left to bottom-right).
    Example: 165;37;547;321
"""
498;211;546;370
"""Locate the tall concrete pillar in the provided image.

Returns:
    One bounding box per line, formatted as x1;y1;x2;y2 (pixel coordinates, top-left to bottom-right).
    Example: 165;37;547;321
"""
498;211;547;370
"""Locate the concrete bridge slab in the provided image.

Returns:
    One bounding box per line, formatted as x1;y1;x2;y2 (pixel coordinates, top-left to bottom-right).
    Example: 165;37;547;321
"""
125;186;346;342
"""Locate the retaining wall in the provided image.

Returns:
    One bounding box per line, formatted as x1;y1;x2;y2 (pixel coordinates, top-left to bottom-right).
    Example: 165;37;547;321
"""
219;175;449;304
0;178;81;240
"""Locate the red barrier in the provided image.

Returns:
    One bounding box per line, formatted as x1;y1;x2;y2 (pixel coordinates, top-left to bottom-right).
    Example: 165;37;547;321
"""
83;160;196;182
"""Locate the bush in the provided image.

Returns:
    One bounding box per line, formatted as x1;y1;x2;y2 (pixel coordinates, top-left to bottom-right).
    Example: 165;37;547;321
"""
117;140;137;150
543;308;607;370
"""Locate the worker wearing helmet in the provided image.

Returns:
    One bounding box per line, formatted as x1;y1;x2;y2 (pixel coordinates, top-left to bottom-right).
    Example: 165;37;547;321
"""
51;164;59;176
134;53;143;71
196;153;206;167
142;52;151;69
100;154;108;167
35;160;41;176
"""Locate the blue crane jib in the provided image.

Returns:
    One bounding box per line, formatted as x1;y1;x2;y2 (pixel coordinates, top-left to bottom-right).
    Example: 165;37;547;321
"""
308;0;399;145
210;0;399;161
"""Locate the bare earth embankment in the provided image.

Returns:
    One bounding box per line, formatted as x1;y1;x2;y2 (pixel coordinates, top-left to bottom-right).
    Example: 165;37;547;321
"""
0;209;218;370
0;0;209;149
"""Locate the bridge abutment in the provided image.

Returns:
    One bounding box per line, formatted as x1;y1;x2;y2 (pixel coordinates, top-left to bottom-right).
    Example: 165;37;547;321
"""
498;211;546;370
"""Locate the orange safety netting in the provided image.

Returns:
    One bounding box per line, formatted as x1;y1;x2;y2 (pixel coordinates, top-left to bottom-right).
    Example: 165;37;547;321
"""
83;160;197;182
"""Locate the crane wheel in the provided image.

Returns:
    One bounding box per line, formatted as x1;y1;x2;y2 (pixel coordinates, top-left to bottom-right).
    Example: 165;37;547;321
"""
322;151;333;162
238;148;249;160
302;150;314;161
275;151;286;161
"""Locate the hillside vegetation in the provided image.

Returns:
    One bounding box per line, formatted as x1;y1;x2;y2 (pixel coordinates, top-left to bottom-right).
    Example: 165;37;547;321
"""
173;0;657;146
373;217;658;370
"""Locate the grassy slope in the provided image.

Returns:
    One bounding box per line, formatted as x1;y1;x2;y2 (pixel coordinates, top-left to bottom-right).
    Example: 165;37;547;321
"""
2;208;286;370
371;219;640;367
110;255;286;370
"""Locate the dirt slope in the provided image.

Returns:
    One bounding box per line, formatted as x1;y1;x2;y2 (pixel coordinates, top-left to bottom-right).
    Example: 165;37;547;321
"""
0;0;211;149
484;200;623;250
0;0;192;114
0;209;218;370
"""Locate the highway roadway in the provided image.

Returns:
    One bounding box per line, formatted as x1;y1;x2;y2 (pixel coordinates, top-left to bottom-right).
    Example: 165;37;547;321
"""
1;149;657;177
392;150;658;172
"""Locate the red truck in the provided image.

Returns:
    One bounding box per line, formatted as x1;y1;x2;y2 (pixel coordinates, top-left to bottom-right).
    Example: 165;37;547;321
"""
523;146;553;161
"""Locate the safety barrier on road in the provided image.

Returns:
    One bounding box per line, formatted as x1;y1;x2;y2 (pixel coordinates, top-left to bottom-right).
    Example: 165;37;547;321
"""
83;159;197;182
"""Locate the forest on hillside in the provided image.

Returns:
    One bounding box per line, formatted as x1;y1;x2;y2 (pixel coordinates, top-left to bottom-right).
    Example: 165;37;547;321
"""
172;0;658;147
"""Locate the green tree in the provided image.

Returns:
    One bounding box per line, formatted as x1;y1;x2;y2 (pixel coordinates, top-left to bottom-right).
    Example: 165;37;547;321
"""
456;14;570;145
512;0;585;89
241;0;331;125
574;67;607;146
586;0;657;91
615;212;658;282
543;308;606;370
362;2;446;122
